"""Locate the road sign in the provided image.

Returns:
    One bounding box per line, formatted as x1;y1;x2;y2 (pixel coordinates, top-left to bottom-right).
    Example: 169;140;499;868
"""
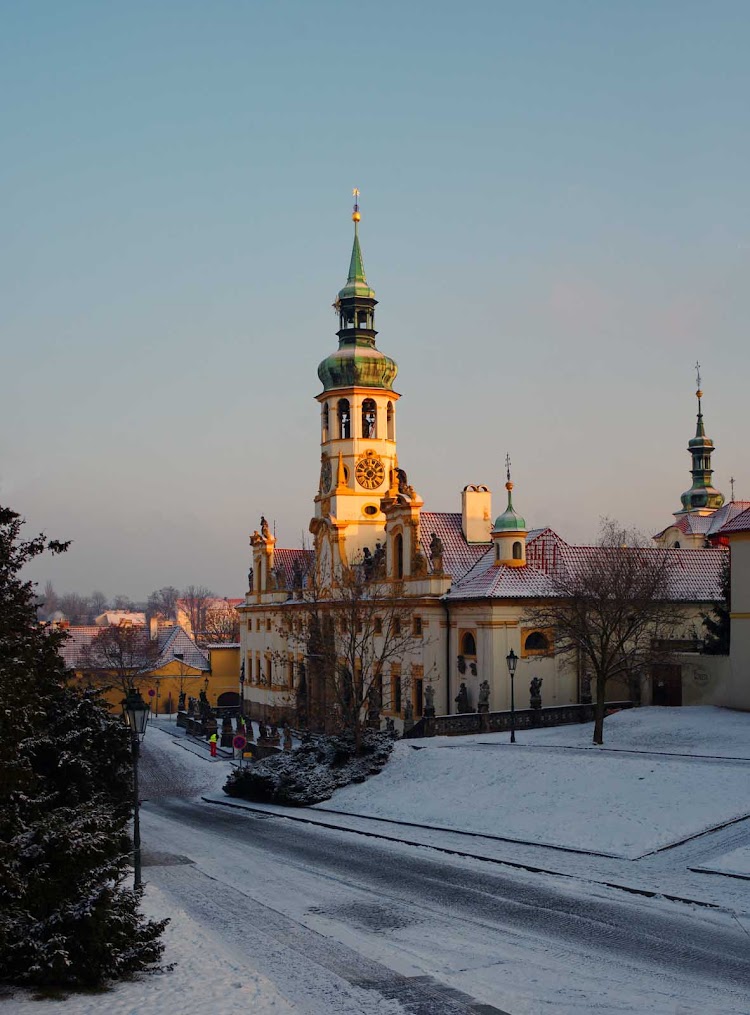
148;689;156;697
233;735;247;750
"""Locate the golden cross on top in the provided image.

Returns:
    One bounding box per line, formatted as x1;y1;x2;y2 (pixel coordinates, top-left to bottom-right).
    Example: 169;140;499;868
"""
695;360;702;390
505;453;512;484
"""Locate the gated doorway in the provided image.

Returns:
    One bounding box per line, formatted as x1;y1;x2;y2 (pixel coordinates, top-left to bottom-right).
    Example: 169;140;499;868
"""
652;665;682;706
217;691;240;707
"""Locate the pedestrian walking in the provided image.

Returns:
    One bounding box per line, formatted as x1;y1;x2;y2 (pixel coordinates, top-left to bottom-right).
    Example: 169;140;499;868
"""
209;732;218;757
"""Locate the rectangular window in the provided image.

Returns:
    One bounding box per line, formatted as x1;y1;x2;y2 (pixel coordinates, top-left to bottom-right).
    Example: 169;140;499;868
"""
393;617;401;636
266;657;272;684
374;617;383;635
266;618;272;632
413;616;423;637
287;658;294;687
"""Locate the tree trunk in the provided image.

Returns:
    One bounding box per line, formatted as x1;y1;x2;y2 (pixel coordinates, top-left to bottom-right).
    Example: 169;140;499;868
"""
593;673;607;745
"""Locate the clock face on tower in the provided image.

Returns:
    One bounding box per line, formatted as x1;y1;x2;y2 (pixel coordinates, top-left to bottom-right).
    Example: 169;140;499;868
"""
320;457;332;493
355;450;385;491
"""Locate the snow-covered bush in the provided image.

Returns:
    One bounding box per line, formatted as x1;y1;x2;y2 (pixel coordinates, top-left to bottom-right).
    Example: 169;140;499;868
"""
223;731;394;806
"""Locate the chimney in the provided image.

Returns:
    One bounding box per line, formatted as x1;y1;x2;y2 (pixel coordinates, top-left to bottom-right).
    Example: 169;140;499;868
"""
461;485;492;543
149;616;159;641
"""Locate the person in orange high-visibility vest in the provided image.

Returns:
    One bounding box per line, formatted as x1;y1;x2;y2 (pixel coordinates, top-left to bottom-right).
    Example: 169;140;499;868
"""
209;732;218;758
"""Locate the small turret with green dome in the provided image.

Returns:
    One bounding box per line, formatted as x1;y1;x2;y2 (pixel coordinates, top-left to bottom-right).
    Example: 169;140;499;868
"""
493;454;526;531
317;192;398;393
492;456;527;567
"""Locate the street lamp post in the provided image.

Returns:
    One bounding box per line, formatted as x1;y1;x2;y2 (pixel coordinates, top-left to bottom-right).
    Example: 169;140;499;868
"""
506;648;518;744
122;689;150;889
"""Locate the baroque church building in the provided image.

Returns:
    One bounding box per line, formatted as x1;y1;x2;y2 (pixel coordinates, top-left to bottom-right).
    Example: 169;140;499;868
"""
239;203;727;727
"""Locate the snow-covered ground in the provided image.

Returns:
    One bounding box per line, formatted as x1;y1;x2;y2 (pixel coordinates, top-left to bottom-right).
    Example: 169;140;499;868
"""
3;883;294;1015
433;705;750;758
319;707;750;858
6;709;750;1015
694;845;750;879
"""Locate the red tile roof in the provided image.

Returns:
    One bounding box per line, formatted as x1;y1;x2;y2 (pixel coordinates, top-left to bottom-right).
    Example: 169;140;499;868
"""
272;548;315;590
419;512;490;581
719;506;750;535
449;540;725;603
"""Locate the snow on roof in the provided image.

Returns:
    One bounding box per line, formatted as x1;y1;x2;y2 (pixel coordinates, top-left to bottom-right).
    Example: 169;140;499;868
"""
272;548;315;590
95;611;146;627
418;512;490;581
59;626;100;668
719;505;750;535
154;626;210;672
448;538;725;603
57;624;209;673
654;501;750;540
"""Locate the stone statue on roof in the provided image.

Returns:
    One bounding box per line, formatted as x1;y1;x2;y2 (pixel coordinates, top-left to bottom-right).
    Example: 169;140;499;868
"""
429;532;445;573
260;515;271;540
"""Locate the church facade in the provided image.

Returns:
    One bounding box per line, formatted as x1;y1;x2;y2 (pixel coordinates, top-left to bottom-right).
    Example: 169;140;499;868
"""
238;203;727;728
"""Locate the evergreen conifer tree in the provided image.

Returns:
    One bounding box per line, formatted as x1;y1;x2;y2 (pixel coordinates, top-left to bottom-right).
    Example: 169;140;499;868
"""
702;551;731;655
0;506;166;988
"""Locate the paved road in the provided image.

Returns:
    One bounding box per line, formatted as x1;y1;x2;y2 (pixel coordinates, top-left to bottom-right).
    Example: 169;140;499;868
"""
138;731;750;1014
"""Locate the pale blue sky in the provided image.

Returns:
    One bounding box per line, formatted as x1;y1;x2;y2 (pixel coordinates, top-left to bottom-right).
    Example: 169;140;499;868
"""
2;1;748;597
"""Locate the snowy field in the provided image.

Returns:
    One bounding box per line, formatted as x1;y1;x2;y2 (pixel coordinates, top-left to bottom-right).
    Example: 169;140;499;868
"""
319;707;750;859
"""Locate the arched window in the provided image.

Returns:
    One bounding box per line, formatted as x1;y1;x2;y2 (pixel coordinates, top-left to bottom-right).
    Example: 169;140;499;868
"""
337;399;351;439
525;631;548;653
672;541;681;549
386;402;395;441
362;398;377;438
321;403;329;443
395;533;404;578
495;543;501;562
461;631;477;656
512;541;523;560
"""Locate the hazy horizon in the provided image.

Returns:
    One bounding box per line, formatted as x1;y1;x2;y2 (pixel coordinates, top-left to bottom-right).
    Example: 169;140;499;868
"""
3;1;748;598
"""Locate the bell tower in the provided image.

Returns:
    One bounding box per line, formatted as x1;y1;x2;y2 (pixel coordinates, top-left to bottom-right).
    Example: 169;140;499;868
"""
675;364;724;517
311;192;400;566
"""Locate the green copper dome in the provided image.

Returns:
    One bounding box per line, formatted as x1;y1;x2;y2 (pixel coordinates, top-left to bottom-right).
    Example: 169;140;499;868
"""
493;484;526;531
318;342;397;392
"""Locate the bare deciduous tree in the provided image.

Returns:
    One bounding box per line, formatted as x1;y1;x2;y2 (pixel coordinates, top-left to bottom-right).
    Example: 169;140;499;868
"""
89;590;108;616
147;586;180;622
285;556;421;751
179;585;214;639
523;520;683;745
203;600;240;644
79;624;161;696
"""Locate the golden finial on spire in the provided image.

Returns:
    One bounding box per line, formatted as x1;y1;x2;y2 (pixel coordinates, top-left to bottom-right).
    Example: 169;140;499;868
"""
505;452;513;491
695;360;703;399
352;187;361;223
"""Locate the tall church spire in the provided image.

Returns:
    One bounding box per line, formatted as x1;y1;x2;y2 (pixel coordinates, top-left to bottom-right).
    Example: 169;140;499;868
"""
676;364;724;516
317;191;396;392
